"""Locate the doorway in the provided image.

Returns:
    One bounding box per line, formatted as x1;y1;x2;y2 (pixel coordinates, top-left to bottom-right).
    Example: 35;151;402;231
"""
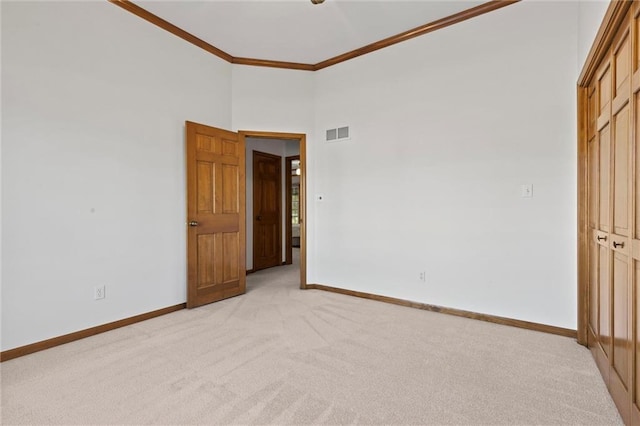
240;131;307;289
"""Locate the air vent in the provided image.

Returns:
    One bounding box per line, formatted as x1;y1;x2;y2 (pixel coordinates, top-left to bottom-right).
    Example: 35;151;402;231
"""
325;126;350;142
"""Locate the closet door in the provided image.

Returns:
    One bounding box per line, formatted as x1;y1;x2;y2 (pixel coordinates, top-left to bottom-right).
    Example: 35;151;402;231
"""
584;4;637;424
595;60;613;381
588;82;600;345
610;27;632;422
632;4;640;423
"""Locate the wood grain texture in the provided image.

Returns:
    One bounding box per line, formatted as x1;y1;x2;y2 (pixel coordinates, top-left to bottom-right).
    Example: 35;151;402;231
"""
306;284;577;339
0;304;186;362
580;5;638;422
578;85;589;346
186;121;246;308
109;0;519;72
232;57;315;71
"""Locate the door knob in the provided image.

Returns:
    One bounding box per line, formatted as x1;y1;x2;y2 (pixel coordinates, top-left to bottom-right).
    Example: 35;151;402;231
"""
597;236;607;241
188;221;198;227
613;241;625;249
256;216;262;221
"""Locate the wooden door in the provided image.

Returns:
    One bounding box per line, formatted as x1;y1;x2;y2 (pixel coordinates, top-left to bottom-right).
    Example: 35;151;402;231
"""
579;3;640;424
588;84;599;343
584;9;635;424
633;6;640;423
253;151;282;271
186;121;246;308
594;61;613;374
609;28;632;420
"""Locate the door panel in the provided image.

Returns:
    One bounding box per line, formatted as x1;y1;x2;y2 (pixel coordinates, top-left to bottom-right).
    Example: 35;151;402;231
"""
613;105;630;236
253;151;282;271
599;64;611;118
600;124;611;233
635;261;640;409
197;162;214;213
600;243;611;357
589;137;598;230
222;165;239;213
614;33;630;102
589;85;597;142
612;250;630;388
187;121;246;308
589;237;599;334
635;92;640;239
197;234;216;289
222;233;240;283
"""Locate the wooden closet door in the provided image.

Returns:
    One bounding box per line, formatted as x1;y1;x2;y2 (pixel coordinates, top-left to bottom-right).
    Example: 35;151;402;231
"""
596;61;613;370
609;18;633;424
583;4;639;424
632;5;640;423
588;87;599;339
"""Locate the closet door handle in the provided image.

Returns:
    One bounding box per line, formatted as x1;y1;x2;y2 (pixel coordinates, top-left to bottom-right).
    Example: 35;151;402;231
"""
597;236;607;241
613;241;625;249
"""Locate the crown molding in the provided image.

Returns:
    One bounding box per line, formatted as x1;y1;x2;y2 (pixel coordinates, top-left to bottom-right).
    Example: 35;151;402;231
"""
109;0;233;62
110;0;520;72
232;57;315;72
314;0;520;71
578;1;632;87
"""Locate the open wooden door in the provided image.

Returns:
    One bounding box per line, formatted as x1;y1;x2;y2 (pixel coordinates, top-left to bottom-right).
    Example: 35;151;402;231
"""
253;151;282;271
186;121;246;308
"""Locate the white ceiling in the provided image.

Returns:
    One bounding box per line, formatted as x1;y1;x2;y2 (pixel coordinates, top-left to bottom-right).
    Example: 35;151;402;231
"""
134;1;485;64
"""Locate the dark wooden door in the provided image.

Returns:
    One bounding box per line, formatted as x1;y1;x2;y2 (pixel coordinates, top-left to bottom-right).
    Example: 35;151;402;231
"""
186;121;246;308
253;151;282;271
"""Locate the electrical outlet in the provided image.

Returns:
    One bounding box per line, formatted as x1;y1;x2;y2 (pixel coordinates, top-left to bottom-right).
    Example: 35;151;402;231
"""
419;272;426;282
94;285;106;300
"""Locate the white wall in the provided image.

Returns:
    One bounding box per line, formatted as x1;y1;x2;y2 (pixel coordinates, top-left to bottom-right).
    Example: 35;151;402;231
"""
2;0;603;351
286;139;300;158
245;138;299;270
231;65;315;277
1;1;232;351
578;0;610;71
313;1;580;329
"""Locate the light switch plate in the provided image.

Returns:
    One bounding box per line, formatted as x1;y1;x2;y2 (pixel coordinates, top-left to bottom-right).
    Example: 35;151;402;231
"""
521;184;533;198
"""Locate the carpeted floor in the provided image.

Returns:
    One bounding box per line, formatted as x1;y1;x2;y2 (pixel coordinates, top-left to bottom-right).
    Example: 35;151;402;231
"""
1;251;623;424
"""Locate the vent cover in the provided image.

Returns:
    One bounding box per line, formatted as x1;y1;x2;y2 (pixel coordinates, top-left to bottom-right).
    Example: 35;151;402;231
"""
325;126;350;142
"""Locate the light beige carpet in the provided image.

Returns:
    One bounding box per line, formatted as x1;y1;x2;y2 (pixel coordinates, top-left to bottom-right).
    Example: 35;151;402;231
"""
1;253;623;425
